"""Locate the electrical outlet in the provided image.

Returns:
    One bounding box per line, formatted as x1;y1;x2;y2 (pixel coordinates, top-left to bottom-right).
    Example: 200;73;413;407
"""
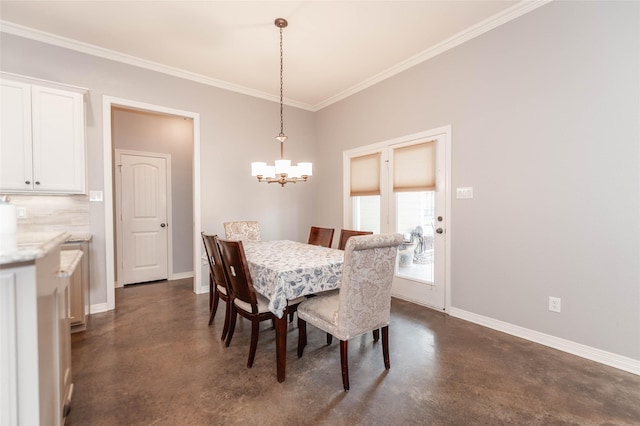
549;296;561;313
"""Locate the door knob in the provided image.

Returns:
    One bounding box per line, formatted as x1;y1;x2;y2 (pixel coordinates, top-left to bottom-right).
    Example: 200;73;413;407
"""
435;228;444;234
160;223;167;228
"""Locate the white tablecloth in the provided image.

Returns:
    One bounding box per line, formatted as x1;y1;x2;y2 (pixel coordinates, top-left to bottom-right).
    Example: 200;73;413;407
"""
242;240;344;318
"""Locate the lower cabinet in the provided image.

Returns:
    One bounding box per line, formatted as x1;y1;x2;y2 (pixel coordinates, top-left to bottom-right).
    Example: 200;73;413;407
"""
0;244;72;426
61;241;90;331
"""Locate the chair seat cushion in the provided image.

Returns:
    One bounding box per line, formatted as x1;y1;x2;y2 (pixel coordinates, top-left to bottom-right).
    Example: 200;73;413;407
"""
234;293;271;314
297;290;342;339
217;285;227;295
287;296;307;307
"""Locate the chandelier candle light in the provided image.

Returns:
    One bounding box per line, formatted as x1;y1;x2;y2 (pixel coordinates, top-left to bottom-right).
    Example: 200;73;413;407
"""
251;18;312;186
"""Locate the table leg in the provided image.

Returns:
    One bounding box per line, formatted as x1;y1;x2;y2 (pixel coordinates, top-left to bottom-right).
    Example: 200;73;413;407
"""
275;308;288;382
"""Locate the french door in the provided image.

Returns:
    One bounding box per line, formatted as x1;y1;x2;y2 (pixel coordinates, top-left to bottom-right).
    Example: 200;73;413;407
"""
343;127;450;311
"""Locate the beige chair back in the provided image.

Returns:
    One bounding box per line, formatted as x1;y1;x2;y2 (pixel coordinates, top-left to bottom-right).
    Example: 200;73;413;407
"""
336;233;403;339
223;221;261;241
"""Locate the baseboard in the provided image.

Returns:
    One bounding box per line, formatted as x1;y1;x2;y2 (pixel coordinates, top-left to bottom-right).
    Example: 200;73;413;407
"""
449;307;640;376
194;284;209;295
391;293;445;312
171;271;194;280
90;302;110;314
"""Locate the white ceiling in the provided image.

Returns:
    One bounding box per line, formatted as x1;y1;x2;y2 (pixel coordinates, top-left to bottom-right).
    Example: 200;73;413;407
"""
0;1;547;110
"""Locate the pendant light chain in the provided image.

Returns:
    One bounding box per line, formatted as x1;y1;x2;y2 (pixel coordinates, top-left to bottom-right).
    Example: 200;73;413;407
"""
279;24;285;140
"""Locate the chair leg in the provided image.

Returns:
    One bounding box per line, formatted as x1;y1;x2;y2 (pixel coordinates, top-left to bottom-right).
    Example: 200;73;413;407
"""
247;319;260;368
208;274;214;310
373;328;380;342
340;340;350;391
326;333;333;345
297;318;307;357
208;289;220;326
225;307;237;347
221;299;231;341
382;325;390;370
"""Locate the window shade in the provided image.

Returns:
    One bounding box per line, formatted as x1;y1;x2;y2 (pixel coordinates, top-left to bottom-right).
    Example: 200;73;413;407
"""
350;153;381;196
393;141;436;192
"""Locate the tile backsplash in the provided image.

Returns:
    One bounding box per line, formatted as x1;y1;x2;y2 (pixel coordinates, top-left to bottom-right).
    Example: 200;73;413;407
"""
7;194;90;234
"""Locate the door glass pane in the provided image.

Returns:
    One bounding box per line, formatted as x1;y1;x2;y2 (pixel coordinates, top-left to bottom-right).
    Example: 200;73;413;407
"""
396;191;434;283
352;195;380;233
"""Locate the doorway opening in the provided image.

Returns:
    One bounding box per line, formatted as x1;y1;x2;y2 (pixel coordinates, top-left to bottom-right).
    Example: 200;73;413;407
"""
102;96;202;310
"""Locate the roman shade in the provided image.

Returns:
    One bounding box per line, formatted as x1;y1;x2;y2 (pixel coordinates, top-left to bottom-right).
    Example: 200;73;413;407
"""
393;141;436;192
350;152;381;196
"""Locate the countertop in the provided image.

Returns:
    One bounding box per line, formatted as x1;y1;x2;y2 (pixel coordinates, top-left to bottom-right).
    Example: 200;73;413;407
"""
59;249;83;277
65;233;92;243
0;231;69;266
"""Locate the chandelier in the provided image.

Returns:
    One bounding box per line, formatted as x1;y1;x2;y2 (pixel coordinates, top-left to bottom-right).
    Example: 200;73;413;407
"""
251;18;312;187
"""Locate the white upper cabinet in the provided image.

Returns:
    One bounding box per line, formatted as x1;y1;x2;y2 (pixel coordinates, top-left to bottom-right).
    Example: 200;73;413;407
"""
1;80;33;191
1;76;86;194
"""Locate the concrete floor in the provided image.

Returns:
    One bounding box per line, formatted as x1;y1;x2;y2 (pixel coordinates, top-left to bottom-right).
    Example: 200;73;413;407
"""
67;278;640;425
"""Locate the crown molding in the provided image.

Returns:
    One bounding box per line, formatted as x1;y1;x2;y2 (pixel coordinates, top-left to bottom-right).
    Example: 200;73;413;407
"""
0;20;315;111
313;0;553;111
0;0;550;112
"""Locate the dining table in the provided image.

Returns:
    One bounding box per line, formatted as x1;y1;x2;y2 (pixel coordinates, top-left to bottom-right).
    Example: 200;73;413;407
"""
242;239;344;382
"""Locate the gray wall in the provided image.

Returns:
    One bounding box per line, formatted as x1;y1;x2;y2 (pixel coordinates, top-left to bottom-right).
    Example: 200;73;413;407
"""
112;107;194;275
0;33;318;307
1;1;637;362
315;1;640;360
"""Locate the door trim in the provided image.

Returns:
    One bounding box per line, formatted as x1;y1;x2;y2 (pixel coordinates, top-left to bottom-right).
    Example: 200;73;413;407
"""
342;125;452;312
102;96;202;312
115;149;173;287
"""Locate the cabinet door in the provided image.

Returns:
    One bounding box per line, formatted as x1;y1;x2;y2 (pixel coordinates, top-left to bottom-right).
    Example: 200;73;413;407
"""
31;86;86;193
0;80;33;191
61;242;89;329
58;275;72;422
68;259;83;325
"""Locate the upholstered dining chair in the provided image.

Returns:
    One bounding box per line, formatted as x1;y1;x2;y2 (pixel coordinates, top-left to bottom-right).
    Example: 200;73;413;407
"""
297;233;403;391
217;238;304;368
223;221;261;241
201;233;232;340
337;228;373;250
307;226;335;248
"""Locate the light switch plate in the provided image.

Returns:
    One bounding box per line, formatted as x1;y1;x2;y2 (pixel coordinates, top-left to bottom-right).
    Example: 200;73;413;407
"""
89;190;104;202
16;206;27;219
456;187;473;199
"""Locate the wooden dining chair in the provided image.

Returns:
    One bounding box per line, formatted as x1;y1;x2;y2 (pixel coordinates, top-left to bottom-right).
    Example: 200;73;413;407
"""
201;233;232;341
223;221;261;241
297;233;403;391
217;238;304;368
337;229;373;250
307;226;335;248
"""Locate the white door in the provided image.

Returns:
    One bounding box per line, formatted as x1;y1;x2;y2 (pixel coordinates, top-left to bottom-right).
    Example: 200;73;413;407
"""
117;152;169;285
345;127;450;311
